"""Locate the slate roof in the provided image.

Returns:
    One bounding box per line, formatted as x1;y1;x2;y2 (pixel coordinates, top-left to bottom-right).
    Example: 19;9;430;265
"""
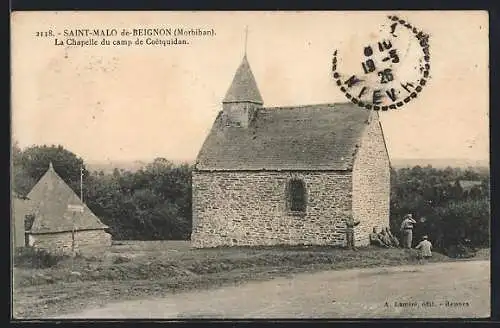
223;55;264;104
26;163;108;234
195;103;373;171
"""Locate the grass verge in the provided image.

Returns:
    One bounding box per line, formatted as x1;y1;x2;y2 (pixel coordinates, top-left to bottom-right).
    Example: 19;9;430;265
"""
12;243;489;319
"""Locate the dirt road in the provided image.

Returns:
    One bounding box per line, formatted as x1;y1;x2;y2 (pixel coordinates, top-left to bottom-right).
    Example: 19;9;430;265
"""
53;260;490;319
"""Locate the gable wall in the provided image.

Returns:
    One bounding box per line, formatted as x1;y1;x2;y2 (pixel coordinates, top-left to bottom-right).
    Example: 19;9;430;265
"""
12;200;28;248
352;115;391;246
191;170;353;248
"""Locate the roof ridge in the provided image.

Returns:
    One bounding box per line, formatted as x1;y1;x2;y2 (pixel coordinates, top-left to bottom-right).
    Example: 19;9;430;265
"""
262;102;356;111
263;103;336;111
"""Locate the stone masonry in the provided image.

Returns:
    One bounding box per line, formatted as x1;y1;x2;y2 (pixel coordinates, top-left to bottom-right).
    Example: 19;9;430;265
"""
191;171;353;248
28;229;112;255
222;102;260;128
352;115;391;246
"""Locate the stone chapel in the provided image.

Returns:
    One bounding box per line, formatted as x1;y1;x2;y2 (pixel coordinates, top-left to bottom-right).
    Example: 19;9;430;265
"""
191;54;390;248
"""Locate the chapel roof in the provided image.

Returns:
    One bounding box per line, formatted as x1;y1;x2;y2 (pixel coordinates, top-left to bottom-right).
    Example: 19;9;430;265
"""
195;103;373;171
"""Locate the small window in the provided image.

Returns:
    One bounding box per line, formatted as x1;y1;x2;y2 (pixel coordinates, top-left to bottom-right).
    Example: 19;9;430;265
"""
24;214;35;231
288;179;307;213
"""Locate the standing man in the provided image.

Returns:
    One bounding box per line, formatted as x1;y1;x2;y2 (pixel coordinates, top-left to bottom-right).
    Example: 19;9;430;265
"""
345;215;361;250
400;214;417;248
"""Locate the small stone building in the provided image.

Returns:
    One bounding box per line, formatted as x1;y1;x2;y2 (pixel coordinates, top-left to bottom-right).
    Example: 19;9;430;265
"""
23;162;112;255
191;55;391;248
11;193;34;248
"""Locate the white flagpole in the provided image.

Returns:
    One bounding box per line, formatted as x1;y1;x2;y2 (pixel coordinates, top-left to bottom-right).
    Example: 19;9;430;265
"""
80;165;84;203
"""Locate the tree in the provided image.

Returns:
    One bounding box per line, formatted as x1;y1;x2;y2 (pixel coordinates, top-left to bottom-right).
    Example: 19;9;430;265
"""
390;165;490;255
81;157;193;240
14;144;88;196
11;140;37;196
12;143;195;241
12;139;22;163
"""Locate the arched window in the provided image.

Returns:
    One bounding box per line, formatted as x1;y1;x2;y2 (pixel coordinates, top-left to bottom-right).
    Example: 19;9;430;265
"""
288;179;307;213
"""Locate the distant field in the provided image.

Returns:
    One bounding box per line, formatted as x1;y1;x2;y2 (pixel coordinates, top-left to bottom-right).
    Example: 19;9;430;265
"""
86;159;193;173
86;158;489;173
12;241;489;319
390;158;489;169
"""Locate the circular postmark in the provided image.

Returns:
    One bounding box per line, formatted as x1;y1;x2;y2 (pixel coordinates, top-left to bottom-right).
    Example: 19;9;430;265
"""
332;15;431;111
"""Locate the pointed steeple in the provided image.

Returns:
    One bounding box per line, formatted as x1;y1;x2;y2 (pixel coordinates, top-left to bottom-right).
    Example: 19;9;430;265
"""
223;55;264;105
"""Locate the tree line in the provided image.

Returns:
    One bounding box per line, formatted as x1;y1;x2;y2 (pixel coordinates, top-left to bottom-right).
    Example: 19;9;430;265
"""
389;165;490;255
12;143;192;240
12;143;490;254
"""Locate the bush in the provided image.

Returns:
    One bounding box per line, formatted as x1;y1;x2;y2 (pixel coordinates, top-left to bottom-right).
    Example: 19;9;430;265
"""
444;244;477;258
14;247;68;269
390;166;490;255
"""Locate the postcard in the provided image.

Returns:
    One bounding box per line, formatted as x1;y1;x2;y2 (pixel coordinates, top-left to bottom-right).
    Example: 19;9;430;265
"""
11;11;490;319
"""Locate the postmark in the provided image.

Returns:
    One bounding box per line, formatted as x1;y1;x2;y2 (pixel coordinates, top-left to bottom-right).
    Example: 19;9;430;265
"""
332;15;431;110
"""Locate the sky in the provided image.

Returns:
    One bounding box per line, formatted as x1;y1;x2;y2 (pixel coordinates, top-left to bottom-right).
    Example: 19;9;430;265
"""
11;11;489;163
